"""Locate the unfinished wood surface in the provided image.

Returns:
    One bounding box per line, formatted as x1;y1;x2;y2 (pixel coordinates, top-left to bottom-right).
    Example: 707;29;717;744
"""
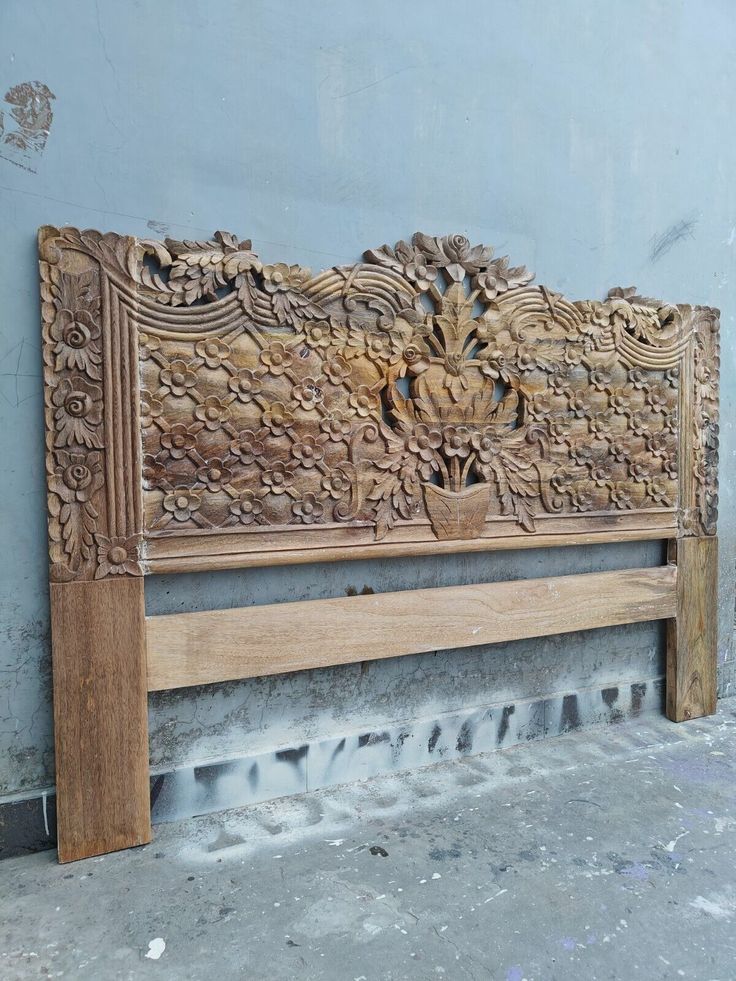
666;536;718;722
51;578;151;862
39;228;720;574
146;566;677;691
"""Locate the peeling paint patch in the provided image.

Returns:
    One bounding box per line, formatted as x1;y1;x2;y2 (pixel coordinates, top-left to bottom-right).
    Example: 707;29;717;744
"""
0;81;55;172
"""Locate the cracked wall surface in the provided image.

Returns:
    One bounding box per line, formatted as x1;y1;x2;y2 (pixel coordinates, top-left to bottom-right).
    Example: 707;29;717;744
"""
1;0;734;803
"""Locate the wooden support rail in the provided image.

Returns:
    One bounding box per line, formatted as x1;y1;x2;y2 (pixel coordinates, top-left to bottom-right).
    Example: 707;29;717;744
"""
146;566;678;692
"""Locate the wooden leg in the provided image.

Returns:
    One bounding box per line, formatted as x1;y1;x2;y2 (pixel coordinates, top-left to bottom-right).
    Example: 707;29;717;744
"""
51;577;151;862
666;536;718;722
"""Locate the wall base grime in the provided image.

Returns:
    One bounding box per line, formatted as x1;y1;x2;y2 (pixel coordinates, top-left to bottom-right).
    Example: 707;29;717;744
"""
0;678;663;859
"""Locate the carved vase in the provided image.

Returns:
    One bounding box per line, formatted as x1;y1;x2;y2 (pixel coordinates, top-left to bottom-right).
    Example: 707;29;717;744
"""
422;482;492;541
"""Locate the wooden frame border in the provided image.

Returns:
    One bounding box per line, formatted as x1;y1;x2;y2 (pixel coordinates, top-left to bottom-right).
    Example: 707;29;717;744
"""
39;227;720;862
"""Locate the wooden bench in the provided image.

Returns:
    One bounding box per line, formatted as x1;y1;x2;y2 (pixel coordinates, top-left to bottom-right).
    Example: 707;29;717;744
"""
39;228;720;862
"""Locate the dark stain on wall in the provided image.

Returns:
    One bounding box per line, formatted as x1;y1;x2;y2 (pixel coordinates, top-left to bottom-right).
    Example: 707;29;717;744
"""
498;705;515;745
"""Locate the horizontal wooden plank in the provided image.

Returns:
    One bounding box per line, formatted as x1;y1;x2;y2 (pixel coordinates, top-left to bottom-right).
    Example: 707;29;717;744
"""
142;510;677;575
146;565;677;692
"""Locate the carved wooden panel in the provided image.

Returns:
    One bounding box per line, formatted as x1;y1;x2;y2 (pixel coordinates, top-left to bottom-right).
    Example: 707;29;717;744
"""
40;228;719;579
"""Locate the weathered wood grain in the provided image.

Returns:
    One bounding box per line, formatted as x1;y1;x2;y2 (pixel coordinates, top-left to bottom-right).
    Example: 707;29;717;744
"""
51;578;150;862
146;566;677;692
666;536;718;722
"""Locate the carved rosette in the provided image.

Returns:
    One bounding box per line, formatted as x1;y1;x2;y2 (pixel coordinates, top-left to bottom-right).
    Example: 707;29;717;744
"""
40;228;719;570
40;227;144;581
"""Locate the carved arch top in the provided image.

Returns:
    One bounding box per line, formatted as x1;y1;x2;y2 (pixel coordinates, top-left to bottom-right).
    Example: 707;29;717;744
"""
39;227;719;580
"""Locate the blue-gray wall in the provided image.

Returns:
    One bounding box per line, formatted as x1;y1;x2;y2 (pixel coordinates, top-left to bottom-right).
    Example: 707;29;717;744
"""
1;0;734;807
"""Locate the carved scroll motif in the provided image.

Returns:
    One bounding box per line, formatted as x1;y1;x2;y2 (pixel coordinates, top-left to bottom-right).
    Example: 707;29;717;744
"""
40;229;719;576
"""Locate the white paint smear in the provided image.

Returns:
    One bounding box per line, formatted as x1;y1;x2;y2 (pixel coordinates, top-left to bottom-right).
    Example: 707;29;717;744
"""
145;938;166;960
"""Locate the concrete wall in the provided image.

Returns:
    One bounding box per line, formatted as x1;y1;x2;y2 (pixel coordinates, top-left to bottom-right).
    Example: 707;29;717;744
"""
1;1;734;817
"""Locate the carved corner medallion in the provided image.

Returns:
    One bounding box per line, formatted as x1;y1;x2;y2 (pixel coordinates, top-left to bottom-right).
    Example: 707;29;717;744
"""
40;228;720;578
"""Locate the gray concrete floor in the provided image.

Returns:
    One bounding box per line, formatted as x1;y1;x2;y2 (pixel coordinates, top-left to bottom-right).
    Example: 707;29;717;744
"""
2;702;736;981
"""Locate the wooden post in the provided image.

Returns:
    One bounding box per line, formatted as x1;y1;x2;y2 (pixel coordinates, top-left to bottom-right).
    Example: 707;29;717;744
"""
666;536;718;722
51;578;151;862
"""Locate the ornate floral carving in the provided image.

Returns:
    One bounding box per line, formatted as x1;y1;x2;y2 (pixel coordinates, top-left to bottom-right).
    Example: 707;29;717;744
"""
41;228;719;568
40;226;143;581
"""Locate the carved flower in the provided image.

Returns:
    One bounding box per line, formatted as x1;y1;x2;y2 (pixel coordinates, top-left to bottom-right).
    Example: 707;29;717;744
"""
404;257;438;291
324;356;351;385
528;393;553;421
590;465;612;487
228;367;265;403
263;263;310;293
262;461;295;494
665;367;680;386
291;434;326;468
628;461;650;483
645;479;670;504
259;341;294;376
551;470;573;494
628;412;650;436
589;367;612;391
610;486;634;510
194;396;231;430
571;490;594;512
442;353;471;398
608;386;633;415
196;459;232;492
473;256;533;301
304;321;332;349
292;493;324;524
321;470;351;498
229;429;265;465
141;390;164;429
229;489;264;524
663;456;678;479
292;378;324;409
549;372;570;396
589;411;614;437
443;425;471;458
163;487;201;522
52;450;103;503
95;535;140;578
547;422;570;445
195;337;231;369
407;424;442;462
161;424;197;459
645;432;668;456
143;454;168;488
50;309;101;374
320;412;352;442
365;331;397;363
515;345;538;372
646;385;668;413
568;393;590;419
627;368;649;391
470;430;499;463
262;402;294;436
570;443;594;467
139;332;160;360
160;359;197;396
52;376;103;447
563;346;582;367
402;337;432;374
480;349;507;381
609;440;630;463
349;386;380;417
662;410;677;434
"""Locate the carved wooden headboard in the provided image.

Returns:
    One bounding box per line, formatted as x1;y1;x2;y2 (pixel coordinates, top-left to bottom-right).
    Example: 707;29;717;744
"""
39;227;720;861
